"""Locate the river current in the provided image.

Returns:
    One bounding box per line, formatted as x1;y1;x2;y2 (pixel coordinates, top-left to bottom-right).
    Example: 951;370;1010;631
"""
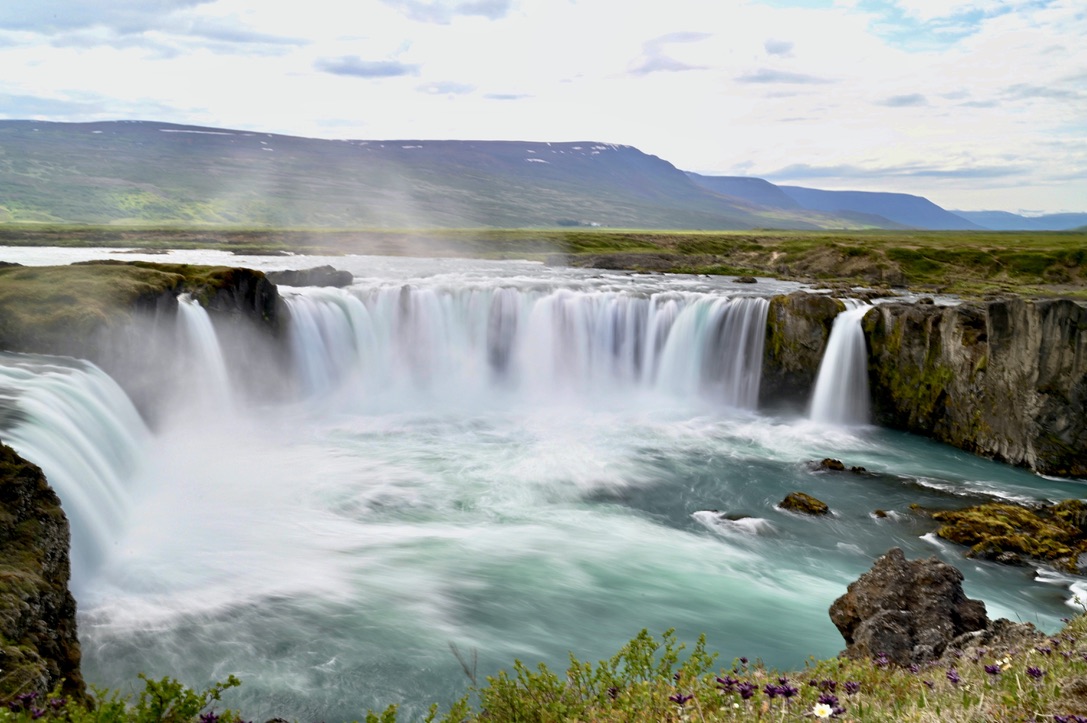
1;247;1084;721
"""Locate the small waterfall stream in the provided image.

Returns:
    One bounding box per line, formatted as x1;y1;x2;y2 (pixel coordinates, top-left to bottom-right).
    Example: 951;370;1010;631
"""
809;302;874;425
176;294;234;413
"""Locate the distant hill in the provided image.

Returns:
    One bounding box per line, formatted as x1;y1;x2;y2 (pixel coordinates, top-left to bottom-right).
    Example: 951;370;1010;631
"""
684;173;801;209
778;186;984;231
0;120;874;230
951;210;1087;231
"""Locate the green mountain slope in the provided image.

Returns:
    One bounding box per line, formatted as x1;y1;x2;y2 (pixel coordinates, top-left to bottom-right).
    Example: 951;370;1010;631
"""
0;120;877;229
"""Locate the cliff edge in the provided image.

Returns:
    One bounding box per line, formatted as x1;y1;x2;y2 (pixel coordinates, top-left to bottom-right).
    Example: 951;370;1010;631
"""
0;442;85;702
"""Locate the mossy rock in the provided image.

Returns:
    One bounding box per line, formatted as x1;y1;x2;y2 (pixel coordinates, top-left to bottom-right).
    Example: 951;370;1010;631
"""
933;502;1087;570
780;492;830;516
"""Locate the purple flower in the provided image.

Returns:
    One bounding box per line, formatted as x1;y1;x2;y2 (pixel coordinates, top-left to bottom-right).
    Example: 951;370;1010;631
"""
843;681;860;695
715;675;739;693
48;698;66;710
607;686;619;700
199;712;220;723
908;663;920;674
779;682;798;699
763;683;780;699
668;692;693;706
737;681;758;700
947;668;961;685
874;652;890;668
820;679;837;693
1026;666;1045;680
984;664;1000;676
817;693;839;708
30;709;45;721
1036;646;1053;656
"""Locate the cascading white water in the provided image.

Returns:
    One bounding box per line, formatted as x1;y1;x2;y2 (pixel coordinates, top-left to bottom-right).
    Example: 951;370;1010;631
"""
176;294;233;412
5;252;1083;722
282;286;769;409
809;302;874;425
0;353;149;589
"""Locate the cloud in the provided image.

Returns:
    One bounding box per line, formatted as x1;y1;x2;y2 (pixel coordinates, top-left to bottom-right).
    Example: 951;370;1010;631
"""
418;81;476;95
629;31;711;75
880;93;928;106
763;161;1026;182
0;0;214;34
0;91;177;120
735;68;833;84
764;39;794;56
1005;84;1082;101
315;56;421;78
380;0;514;24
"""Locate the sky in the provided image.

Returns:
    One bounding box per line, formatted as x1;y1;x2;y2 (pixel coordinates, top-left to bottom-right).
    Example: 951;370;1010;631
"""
1;0;1085;213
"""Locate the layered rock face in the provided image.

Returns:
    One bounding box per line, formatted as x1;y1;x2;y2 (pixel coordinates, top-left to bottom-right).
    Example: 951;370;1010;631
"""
864;298;1087;478
760;292;844;409
0;443;85;701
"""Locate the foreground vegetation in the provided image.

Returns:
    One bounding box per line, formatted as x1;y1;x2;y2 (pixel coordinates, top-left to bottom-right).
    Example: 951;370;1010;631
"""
7;621;1087;722
1;225;1084;299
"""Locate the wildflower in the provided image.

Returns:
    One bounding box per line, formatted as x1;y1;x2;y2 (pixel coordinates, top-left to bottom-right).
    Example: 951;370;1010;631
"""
1037;646;1053;656
1026;666;1045;680
947;668;961;685
817;693;840;708
607;686;619;700
1000;655;1013;671
30;709;45;721
843;681;860;695
715;675;738;693
668;692;693;706
812;702;834;719
779;682;799;699
874;652;890;668
737;681;757;700
984;664;1000;676
908;663;920;674
820;679;837;693
199;712;220;723
763;683;780;700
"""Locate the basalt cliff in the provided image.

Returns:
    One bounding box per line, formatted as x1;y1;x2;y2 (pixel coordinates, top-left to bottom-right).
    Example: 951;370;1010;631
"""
863;297;1087;478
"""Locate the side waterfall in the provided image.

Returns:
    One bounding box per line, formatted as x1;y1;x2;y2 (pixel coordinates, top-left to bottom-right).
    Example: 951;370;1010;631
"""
809;303;874;425
0;353;149;589
176;294;234;413
282;286;770;409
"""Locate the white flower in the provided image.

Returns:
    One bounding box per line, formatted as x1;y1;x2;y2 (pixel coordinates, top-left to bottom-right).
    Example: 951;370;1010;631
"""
812;702;834;719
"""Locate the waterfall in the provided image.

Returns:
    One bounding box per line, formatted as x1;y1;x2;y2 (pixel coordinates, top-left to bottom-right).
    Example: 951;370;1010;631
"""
282;286;770;409
0;353;150;589
176;294;233;412
809;303;873;425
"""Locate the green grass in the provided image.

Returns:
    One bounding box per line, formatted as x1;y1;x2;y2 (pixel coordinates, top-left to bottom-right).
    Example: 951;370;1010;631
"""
8;621;1087;722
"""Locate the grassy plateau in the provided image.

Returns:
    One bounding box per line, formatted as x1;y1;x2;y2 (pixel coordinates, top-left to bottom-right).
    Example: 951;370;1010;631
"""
1;224;1085;299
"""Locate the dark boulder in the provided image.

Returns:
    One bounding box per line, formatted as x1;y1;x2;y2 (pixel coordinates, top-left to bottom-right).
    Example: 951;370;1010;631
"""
829;548;989;665
780;492;830;516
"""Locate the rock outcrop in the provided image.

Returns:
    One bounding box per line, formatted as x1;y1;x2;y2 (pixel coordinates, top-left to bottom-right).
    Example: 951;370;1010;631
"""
779;492;830;516
932;500;1087;570
830;548;989;665
266;265;353;288
760;292;844;408
0;443;85;702
864;298;1087;478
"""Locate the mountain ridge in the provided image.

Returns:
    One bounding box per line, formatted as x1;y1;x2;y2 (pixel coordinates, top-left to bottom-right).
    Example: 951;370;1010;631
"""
1;119;1076;230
